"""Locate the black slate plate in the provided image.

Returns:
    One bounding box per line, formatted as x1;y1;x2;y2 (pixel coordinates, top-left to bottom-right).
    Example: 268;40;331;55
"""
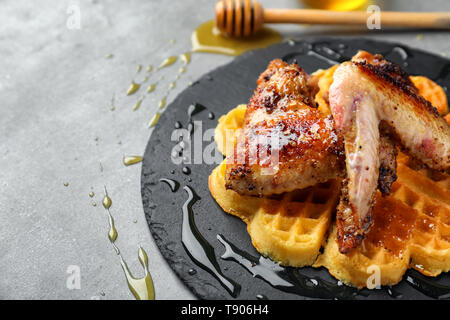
141;38;450;300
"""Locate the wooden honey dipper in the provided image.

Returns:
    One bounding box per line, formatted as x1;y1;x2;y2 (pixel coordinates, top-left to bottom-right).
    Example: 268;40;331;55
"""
215;0;450;37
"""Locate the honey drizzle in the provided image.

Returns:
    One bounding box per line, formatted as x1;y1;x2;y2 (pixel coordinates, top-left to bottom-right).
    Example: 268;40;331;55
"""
146;84;156;93
126;82;140;95
123;155;143;166
158;56;177;69
148;112;161;128
132;99;143;111
125;51;192;127
102;186;155;300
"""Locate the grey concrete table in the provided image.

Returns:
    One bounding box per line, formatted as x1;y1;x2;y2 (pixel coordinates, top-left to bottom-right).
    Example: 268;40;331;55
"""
0;0;449;300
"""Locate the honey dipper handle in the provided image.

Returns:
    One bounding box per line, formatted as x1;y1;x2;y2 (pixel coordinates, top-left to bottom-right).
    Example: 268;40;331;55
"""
263;9;450;29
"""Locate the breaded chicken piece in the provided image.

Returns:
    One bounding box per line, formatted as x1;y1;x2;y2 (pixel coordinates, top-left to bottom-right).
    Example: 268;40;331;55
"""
225;59;344;196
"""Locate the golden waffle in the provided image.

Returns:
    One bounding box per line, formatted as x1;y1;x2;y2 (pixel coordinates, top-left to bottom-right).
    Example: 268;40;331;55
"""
209;161;340;266
410;76;449;115
210;68;450;288
311;65;338;115
315;154;450;287
214;104;246;155
395;154;450;276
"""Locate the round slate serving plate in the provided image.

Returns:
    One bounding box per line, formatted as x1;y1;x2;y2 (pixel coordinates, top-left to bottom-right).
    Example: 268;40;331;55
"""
141;38;450;300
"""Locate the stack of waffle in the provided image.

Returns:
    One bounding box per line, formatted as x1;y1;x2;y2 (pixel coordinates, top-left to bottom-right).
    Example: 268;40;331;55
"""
209;68;450;288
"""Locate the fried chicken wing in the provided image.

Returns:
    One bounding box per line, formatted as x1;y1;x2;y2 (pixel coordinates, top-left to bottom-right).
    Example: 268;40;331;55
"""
225;59;344;196
330;52;450;253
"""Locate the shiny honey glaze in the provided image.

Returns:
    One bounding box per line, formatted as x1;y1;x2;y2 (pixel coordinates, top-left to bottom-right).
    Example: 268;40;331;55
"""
365;194;417;257
191;20;282;56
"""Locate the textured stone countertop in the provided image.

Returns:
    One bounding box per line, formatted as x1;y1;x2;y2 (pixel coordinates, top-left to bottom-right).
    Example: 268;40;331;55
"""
0;0;448;299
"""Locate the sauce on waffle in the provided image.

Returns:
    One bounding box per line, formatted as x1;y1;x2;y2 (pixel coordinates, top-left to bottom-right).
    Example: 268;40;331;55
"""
366;194;417;257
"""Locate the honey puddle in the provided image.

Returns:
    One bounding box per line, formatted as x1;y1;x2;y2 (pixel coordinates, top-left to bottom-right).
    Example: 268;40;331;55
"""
191;20;282;56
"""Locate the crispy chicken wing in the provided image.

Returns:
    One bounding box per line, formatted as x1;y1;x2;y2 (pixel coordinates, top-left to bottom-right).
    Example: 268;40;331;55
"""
225;59;344;196
330;52;450;253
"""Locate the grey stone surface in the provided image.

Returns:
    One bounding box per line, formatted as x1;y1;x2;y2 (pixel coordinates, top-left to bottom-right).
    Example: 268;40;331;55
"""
0;0;448;300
